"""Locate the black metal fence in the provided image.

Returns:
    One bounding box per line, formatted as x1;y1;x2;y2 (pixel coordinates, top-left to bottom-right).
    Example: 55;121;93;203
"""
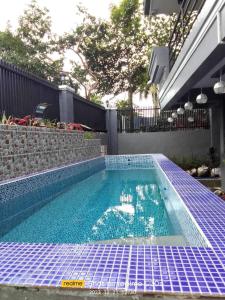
73;94;106;132
117;108;210;133
0;59;106;131
168;0;206;70
0;59;60;120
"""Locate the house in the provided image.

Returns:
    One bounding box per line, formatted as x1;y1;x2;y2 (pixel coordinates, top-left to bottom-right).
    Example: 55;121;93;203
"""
144;0;225;186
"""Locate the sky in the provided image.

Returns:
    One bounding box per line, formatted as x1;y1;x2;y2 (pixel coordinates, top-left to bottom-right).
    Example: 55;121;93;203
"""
0;0;152;107
0;0;120;33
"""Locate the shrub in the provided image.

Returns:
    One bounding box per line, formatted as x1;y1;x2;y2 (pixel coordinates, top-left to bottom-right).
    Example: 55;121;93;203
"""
171;150;220;171
84;132;94;139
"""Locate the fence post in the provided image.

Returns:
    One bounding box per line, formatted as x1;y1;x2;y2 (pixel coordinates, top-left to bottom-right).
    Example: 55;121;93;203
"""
59;85;75;123
209;106;220;151
106;109;118;154
217;102;225;189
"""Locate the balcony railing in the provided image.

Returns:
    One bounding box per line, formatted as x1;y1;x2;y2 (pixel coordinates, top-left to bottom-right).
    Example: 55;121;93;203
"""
168;0;206;70
117;108;209;133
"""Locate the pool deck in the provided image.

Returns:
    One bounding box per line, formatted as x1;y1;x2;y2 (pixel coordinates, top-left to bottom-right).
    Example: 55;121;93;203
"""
1;154;225;298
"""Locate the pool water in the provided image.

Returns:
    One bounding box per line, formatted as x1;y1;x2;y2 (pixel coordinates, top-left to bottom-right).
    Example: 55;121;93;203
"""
0;169;180;244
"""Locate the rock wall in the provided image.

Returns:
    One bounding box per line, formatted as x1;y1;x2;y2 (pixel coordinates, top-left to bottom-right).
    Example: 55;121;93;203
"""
0;125;101;181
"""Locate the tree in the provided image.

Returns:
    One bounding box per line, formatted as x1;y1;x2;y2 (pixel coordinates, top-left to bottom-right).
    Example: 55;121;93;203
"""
59;1;150;112
109;1;178;108
58;6;117;100
90;94;103;106
0;30;28;68
116;100;130;110
0;0;63;83
17;0;63;83
149;84;160;110
50;0;177;109
83;1;175;104
109;0;149;107
61;1;175;107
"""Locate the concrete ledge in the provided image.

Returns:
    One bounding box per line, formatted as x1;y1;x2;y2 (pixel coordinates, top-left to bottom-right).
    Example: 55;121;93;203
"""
58;85;75;93
0;285;206;300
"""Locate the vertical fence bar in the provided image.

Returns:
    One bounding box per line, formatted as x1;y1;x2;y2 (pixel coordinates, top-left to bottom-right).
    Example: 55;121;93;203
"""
0;60;60;120
116;108;210;133
73;94;106;131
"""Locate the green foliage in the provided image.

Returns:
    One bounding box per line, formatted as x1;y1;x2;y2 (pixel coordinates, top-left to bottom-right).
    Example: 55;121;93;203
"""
148;84;160;108
106;0;150;101
0;112;12;125
171;156;206;170
116;100;130;109
0;0;63;83
18;0;51;52
0;31;28;68
57;6;106;99
84;132;94;139
43;119;57;128
0;0;176;102
59;0;175;104
101;1;175;103
171;152;220;170
111;0;141;36
147;14;177;47
90;94;103;106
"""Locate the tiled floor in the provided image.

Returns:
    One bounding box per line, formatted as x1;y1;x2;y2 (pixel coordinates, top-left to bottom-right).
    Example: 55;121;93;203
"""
1;154;225;297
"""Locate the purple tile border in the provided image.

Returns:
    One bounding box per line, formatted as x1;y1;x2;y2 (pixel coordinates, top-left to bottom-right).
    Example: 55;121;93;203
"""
0;154;225;297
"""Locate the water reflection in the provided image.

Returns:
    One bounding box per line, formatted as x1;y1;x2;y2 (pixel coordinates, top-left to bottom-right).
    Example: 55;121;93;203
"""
90;170;174;240
120;193;133;203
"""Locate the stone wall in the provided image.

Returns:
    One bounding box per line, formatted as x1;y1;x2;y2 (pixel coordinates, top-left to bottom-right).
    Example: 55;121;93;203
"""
0;125;101;181
93;132;108;155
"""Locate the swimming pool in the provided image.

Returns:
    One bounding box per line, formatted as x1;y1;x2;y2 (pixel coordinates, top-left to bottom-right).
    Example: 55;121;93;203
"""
1;154;225;297
0;155;207;247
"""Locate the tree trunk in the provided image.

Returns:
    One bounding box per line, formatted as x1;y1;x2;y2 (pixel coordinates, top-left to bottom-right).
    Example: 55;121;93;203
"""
150;84;160;117
128;89;134;132
152;92;160;117
85;87;89;100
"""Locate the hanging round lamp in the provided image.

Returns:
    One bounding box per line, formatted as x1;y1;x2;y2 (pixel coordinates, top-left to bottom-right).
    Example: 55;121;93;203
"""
214;70;225;94
196;89;208;104
177;106;184;115
188;116;194;123
171;112;178;118
184;101;193;111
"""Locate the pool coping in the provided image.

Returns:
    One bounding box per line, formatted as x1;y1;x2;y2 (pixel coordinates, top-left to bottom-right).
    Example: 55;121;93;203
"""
153;156;212;248
1;154;225;297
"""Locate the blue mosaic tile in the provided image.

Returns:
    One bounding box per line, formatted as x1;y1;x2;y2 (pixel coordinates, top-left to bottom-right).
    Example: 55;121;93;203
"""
105;154;155;170
0;154;225;297
153;154;225;249
0;157;105;237
0;243;223;295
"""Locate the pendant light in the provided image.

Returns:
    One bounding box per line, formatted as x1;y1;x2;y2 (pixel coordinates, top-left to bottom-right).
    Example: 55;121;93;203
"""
171;112;178;118
188;116;194;123
214;70;225;94
196;89;208;104
177;106;184;115
184;96;193;110
167;117;173;123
